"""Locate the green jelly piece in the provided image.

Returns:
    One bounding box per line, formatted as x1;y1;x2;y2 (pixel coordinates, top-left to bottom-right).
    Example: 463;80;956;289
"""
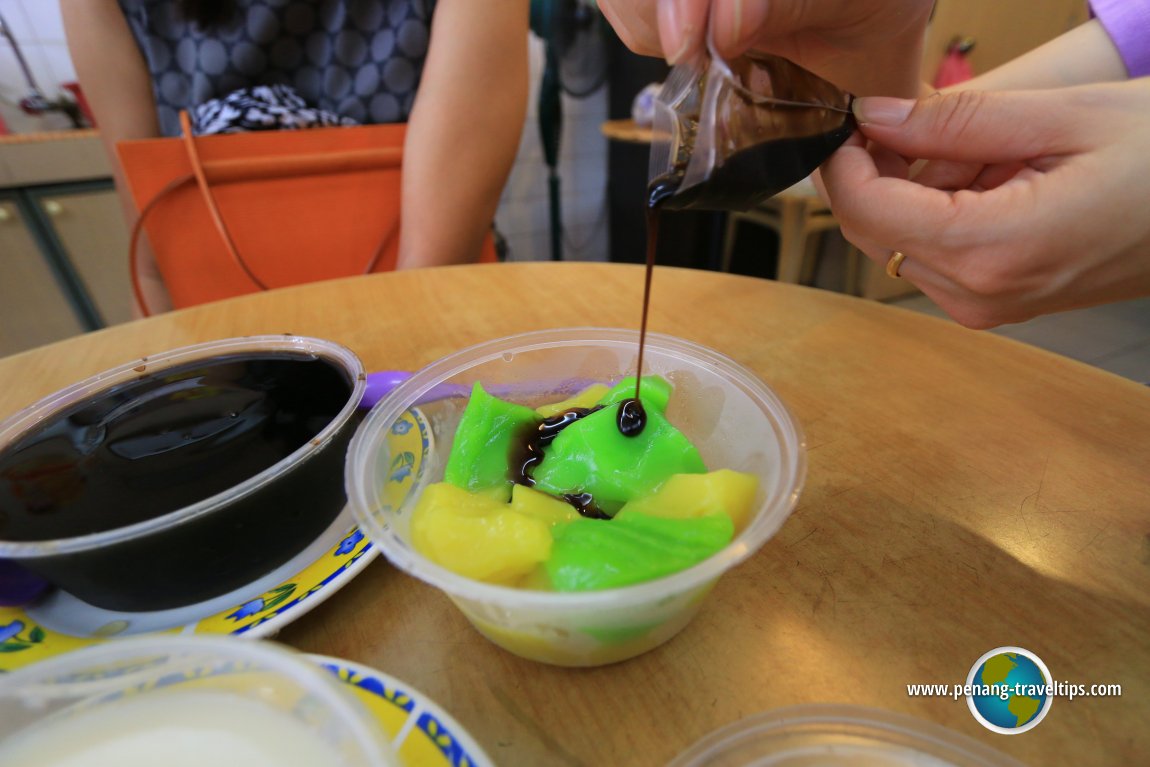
546;512;734;592
444;382;538;495
597;375;672;414
531;404;705;507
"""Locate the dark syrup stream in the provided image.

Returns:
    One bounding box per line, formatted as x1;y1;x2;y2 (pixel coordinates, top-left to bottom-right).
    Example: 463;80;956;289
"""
510;122;856;517
509;201;662;519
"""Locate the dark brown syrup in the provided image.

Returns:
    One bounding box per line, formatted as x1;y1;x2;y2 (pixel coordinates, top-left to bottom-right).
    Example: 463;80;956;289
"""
510;405;612;519
647;127;856;212
0;352;352;542
506;177;667;517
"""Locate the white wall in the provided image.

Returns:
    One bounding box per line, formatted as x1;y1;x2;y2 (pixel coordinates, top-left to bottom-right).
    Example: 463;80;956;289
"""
0;2;610;263
0;0;77;132
498;34;608;263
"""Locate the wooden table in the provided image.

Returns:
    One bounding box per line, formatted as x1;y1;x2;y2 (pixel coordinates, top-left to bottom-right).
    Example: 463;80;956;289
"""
600;117;655;145
2;263;1147;766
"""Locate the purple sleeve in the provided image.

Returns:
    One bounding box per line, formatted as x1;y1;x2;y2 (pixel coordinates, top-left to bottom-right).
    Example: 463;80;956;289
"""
1090;0;1150;78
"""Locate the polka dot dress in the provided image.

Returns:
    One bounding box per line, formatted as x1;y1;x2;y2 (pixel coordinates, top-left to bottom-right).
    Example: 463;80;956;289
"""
119;0;434;136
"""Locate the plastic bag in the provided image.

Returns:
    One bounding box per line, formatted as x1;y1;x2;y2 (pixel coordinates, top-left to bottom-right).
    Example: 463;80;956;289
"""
648;51;855;211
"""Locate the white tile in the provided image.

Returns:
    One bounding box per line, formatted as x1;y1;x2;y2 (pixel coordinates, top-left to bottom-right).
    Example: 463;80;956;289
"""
561;149;607;180
493;211;527;238
569;190;605;222
513;127;544;166
524;37;544;119
562;88;607;119
531;195;555;230
501;160;546;204
0;97;47;133
1092;342;1150;384
563;216;609;262
499;230;529;262
0;50;30;99
505;231;552;263
562;113;606;141
2;39;59;97
39;42;75;87
570;154;607;188
990;304;1149;364
15;0;66;42
0;0;35;41
519;196;552;236
0;39;78;131
495;199;542;237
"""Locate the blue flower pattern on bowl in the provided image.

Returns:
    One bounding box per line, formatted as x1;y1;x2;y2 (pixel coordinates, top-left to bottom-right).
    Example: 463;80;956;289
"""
319;659;489;767
418;710;477;767
227;599;264;621
390;451;414;483
219;409;432;634
336;530;364;556
226;583;295;623
393;409;430;486
0;618;45;653
0;619;22;643
0;408;430;670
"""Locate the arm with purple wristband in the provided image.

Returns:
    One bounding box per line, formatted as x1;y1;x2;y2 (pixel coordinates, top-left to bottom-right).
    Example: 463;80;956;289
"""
1091;0;1150;78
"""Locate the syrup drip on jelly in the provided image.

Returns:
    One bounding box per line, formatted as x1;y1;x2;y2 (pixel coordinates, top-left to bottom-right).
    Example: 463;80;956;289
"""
617;204;662;440
512;406;612;518
503;172;674;517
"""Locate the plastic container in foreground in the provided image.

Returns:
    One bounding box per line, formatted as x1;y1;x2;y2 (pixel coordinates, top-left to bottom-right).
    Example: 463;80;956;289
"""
0;335;365;611
346;328;806;666
667;705;1025;767
0;635;397;766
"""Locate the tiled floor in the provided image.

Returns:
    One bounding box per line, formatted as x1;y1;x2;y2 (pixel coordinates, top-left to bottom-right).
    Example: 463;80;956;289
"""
890;294;1150;385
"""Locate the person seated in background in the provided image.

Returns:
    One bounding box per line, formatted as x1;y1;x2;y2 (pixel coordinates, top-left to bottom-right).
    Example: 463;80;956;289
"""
62;0;530;315
598;0;1150;329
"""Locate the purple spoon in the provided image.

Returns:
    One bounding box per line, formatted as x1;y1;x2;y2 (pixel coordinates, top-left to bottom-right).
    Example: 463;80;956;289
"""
359;370;604;410
359;370;471;409
0;560;50;608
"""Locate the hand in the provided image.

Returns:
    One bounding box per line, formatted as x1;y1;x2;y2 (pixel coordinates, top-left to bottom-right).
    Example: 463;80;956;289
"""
596;0;933;96
820;80;1150;328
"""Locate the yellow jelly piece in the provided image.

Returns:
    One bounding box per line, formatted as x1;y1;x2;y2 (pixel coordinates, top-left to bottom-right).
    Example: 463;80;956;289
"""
410;483;552;585
615;470;760;531
509;484;580;526
534;384;611;417
514;564;554;591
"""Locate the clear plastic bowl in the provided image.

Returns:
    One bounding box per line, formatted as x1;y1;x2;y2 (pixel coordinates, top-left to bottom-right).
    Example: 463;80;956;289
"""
0;635;397;765
667;704;1026;766
0;335;365;611
346;328;806;666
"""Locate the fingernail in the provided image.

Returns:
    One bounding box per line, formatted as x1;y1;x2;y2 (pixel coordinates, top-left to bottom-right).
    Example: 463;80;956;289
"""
659;0;696;64
853;97;914;126
730;0;743;45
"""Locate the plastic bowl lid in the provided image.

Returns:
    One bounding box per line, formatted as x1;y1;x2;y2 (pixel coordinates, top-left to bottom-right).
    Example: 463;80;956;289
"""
667;705;1025;767
346;327;807;611
0;335;365;557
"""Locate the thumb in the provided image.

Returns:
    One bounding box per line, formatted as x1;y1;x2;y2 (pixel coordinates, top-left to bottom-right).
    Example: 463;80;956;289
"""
851;90;1081;163
656;0;709;64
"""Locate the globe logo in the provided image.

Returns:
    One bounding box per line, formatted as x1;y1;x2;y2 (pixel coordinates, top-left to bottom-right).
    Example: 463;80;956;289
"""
966;647;1053;734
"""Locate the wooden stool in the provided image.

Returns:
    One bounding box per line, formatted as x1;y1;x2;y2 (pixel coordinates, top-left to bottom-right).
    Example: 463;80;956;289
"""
720;182;845;285
721;182;917;301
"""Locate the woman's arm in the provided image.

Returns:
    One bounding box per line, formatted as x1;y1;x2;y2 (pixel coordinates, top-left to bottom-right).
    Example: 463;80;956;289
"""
60;0;171;315
396;0;530;269
945;19;1128;94
823;79;1150;328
